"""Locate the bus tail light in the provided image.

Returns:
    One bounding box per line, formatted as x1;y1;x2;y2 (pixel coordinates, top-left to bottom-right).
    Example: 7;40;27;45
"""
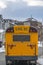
6;27;14;33
29;27;37;32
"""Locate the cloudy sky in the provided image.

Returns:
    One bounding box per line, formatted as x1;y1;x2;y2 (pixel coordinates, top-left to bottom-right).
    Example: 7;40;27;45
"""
0;0;43;23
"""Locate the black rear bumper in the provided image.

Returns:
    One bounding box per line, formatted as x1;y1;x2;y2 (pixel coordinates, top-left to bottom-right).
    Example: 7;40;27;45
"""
6;56;38;61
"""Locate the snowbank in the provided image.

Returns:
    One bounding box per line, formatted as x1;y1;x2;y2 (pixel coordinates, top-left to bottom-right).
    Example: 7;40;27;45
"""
0;46;5;52
0;29;4;33
37;57;43;65
38;41;42;47
38;43;42;47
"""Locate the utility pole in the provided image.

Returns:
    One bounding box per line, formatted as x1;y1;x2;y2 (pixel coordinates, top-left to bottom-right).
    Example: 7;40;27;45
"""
41;19;43;56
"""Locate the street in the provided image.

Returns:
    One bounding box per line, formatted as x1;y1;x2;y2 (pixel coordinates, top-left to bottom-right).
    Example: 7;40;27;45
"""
0;53;6;65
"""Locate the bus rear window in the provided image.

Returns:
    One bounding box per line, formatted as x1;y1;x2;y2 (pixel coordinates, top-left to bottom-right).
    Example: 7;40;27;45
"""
13;35;30;41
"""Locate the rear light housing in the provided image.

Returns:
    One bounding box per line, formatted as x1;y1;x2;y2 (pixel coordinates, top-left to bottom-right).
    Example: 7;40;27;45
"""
29;27;37;32
6;27;14;33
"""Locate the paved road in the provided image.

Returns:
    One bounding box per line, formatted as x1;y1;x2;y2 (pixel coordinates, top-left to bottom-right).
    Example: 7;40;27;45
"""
0;53;6;65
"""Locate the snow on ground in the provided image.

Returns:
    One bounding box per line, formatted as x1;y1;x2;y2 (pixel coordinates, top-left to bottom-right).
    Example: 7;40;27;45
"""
38;43;42;47
38;41;42;47
38;57;43;65
0;46;5;52
0;29;4;33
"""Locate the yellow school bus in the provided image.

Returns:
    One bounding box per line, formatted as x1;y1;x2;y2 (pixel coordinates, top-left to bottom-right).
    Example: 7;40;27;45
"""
5;25;38;65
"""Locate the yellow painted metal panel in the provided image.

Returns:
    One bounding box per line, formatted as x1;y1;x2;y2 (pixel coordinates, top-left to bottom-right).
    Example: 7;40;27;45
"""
5;25;38;57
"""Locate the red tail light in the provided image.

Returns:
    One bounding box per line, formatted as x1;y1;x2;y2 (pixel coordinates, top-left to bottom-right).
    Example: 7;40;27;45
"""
6;27;14;33
29;27;37;32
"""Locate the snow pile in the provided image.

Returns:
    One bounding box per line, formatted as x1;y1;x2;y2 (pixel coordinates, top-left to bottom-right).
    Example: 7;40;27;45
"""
38;43;42;47
0;46;5;52
38;41;42;47
0;29;4;33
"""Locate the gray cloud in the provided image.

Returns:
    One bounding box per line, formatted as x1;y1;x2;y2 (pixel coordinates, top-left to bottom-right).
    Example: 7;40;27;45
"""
0;0;43;22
